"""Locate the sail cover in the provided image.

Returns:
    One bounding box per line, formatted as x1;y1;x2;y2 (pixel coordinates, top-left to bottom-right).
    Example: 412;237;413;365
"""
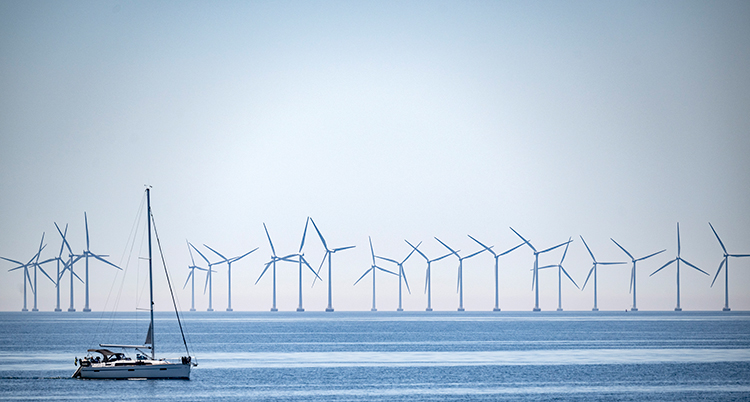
145;322;153;345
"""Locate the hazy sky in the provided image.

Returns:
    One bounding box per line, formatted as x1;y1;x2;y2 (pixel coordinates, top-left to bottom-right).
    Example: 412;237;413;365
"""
1;1;749;312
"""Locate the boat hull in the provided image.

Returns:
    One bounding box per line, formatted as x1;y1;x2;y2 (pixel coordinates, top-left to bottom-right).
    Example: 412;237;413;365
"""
76;362;191;379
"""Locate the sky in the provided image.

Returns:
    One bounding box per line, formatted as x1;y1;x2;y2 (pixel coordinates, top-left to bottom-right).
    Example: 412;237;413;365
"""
1;1;749;312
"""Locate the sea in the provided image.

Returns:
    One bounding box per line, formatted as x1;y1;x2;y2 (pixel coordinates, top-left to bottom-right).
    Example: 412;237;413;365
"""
1;310;749;401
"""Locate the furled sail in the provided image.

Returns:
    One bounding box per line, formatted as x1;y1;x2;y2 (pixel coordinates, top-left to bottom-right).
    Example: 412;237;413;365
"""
145;322;153;345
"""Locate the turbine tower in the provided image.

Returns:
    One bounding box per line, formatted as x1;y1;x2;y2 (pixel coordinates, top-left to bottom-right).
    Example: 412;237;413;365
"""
80;213;121;312
580;235;625;311
405;240;452;312
376;241;421;311
354;237;398;311
289;218;321;312
434;236;488;312
467;235;526;311
610;238;665;311
309;218;355;312
708;222;750;311
510;228;572;312
53;223;70;312
189;243;219;311
1;234;49;312
204;243;258;311
184;240;210;312
256;223;298;312
650;223;709;311
537;238;578;311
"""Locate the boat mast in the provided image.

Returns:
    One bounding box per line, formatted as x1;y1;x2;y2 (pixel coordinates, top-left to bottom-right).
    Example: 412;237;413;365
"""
147;187;155;360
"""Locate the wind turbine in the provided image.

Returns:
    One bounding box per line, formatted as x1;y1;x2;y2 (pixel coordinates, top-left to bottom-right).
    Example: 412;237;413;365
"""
2;234;50;311
189;242;219;311
354;237;398;311
53;223;70;311
510;228;572;312
287;218;321;312
467;235;526;311
580;235;625;311
537;238;578;311
405;240;452;312
650;223;709;311
611;238;665;311
80;212;121;312
204;243;258;312
184;240;210;312
56;225;85;312
708;222;750;311
309;218;355;312
434;236;488;312
255;223;299;312
376;241;421;311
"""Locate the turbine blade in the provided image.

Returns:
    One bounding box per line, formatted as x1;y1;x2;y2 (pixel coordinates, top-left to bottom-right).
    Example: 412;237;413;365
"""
580;235;596;262
263;223;276;256
203;244;227;261
581;266;595;290
424;266;429;294
677;222;681;257
369;237;376;265
312;252;329;287
464;248;487;259
353;267;373;286
333;245;355;253
711;258;726;287
499;242;526;256
539;239;571;254
636;249;666;262
708;222;728;255
509;227;533;252
189;242;212;265
254;261;273;285
91;254;121;270
629;266;635;293
468;235;495;256
84;212;90;251
376;255;399;264
405;239;428;261
301;255;322;281
309;217;328;251
561;266;579;289
376;266;398;276
401;241;422;264
559;238;572;264
680;258;709;275
183;270;193;289
203;269;210;294
729;254;750;258
402;266;411;294
187;240;197;266
433;252;454;262
1;256;25;266
299;217;309;253
38;266;55;284
610;238;634;260
650;259;676;276
434;237;458;256
598;262;626;265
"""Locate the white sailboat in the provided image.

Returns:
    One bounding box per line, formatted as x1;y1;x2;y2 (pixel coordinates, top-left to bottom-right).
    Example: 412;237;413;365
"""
73;188;196;379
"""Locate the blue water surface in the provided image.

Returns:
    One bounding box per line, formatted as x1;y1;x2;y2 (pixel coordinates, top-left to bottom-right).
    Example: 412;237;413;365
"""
1;311;749;401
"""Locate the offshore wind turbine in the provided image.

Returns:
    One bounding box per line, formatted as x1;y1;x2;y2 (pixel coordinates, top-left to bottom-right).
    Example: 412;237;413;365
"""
510;228;572;312
289;218;322;312
708;222;750;311
376;241;421;311
580;235;625;311
611;238;665;311
53;223;70;311
467;235;526;311
255;223;299;312
354;237;398;311
435;236;488;312
204;243;258;311
650;223;709;311
80;213;121;312
184;240;210;312
405;240;452;312
189;242;219;311
1;234;49;312
57;225;85;311
537;238;578;311
309;218;355;312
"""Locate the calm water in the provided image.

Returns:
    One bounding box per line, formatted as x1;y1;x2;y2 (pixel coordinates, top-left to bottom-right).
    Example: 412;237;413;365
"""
1;311;749;401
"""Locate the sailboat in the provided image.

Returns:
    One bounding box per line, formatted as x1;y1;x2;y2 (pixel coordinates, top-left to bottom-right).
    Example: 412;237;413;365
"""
73;188;196;379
